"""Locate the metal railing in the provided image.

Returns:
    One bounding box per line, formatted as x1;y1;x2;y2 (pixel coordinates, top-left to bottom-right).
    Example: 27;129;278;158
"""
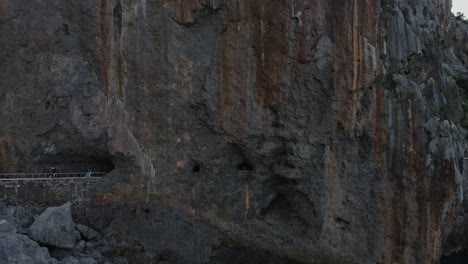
0;172;107;179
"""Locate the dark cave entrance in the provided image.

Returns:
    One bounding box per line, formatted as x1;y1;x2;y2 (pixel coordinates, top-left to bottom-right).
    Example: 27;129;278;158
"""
30;154;115;174
440;252;468;264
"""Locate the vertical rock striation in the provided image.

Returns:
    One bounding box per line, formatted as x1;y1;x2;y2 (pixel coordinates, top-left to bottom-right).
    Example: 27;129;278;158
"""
1;0;468;263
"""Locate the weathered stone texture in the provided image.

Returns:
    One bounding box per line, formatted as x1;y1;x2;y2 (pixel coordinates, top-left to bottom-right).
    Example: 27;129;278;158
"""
30;202;80;249
0;232;57;264
1;0;468;263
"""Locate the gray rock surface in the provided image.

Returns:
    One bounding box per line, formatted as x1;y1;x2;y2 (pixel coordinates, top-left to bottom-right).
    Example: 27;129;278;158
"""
78;257;97;264
1;0;468;263
59;256;80;264
112;256;128;264
85;242;96;251
74;240;86;252
0;202;111;264
30;202;79;249
75;224;98;241
0;205;37;233
0;219;17;233
0;232;57;264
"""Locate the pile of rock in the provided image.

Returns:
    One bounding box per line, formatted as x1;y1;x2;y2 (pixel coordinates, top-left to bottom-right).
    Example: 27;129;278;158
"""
0;202;128;264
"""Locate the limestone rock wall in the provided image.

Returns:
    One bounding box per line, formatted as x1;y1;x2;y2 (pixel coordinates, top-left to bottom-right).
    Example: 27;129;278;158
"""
1;0;468;263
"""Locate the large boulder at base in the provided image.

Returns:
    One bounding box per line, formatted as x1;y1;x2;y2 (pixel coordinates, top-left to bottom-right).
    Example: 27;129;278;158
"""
30;202;79;249
0;232;57;264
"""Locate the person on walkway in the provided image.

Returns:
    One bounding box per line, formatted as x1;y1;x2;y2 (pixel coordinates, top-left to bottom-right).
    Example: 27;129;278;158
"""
51;167;57;178
85;169;92;178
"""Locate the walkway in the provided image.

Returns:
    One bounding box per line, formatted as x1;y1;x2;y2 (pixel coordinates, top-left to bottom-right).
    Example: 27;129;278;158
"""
0;172;106;181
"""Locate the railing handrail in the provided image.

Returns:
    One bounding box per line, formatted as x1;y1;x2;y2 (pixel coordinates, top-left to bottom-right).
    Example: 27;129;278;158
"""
0;177;102;181
0;172;107;175
0;172;107;179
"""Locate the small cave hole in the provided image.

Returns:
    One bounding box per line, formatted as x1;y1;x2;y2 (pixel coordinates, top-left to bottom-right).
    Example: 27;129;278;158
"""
271;120;284;128
237;162;253;171
143;208;151;214
283;161;296;169
62;24;70;35
192;165;200;173
272;174;298;188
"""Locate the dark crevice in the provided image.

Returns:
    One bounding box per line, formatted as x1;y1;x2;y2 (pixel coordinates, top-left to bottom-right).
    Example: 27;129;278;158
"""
271;120;284;128
272;174;298;191
282;161;296;169
62;24;70;35
48;247;74;261
441;252;468;264
334;217;350;225
113;0;122;39
192;165;200;173
237;162;253;171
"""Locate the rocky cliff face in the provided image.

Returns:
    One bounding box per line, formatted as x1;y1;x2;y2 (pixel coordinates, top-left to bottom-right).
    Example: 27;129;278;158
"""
1;0;468;263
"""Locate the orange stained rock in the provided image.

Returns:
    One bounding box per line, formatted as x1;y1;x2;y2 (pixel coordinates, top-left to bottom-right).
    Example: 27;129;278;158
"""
174;0;202;24
97;0;112;96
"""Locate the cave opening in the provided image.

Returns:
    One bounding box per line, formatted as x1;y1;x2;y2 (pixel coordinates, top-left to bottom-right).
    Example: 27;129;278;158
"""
441;253;468;264
30;154;115;175
237;161;253;171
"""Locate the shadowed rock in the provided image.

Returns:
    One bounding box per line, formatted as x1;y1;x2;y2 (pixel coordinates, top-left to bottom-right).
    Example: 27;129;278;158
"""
0;232;57;264
0;205;37;233
30;202;79;249
75;223;98;241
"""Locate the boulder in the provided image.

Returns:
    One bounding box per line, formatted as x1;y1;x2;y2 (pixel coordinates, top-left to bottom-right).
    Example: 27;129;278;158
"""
0;232;57;264
93;251;106;261
113;256;129;264
30;202;80;249
85;242;96;250
75;223;98;240
0;205;36;233
74;240;86;252
59;256;80;264
78;256;97;264
0;219;17;233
